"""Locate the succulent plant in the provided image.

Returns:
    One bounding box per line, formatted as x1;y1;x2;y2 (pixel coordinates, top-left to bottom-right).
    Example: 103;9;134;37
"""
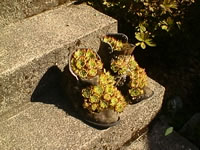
128;66;147;99
99;69;116;85
82;70;127;113
109;51;148;101
103;36;124;51
103;35;136;55
70;49;103;79
110;55;138;76
66;34;153;127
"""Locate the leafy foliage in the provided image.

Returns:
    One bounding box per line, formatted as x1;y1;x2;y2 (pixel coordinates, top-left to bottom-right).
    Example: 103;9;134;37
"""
81;0;195;49
165;126;174;136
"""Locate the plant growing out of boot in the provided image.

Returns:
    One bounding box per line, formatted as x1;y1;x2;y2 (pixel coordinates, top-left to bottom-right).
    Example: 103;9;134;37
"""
127;65;153;104
128;66;147;98
103;35;124;51
70;48;103;79
110;55;138;86
103;34;135;55
81;70;127;113
66;33;154;127
111;55;138;76
108;46;153;103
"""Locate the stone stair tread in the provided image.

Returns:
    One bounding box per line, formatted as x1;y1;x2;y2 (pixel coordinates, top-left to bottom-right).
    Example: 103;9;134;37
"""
0;102;97;149
122;118;199;150
0;3;115;75
0;3;117;116
0;0;74;29
0;78;165;149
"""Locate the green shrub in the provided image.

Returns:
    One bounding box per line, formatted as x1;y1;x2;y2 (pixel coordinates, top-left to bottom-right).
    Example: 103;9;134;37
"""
81;0;195;49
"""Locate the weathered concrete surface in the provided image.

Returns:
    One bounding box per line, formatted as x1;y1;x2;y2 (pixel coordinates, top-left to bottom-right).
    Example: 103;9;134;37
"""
122;118;199;150
0;0;73;28
84;78;165;150
0;78;165;149
0;3;117;116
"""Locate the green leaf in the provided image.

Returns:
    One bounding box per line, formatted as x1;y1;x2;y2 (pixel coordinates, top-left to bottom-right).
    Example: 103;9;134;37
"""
139;24;146;32
105;85;114;94
90;95;99;103
76;59;85;69
79;69;87;78
87;59;96;69
96;60;103;70
115;101;125;113
141;42;146;49
145;39;156;47
165;127;174;136
160;0;177;14
140;32;146;41
82;88;91;98
86;50;95;59
135;32;143;42
88;68;97;77
93;85;103;96
161;25;168;31
136;42;141;46
73;49;84;58
167;17;174;25
103;93;111;101
100;100;108;109
111;64;118;73
129;88;141;97
110;97;118;106
91;103;98;111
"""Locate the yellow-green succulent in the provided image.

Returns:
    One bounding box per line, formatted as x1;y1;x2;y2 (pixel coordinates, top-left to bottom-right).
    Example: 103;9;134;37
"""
103;36;124;51
82;71;127;113
128;66;147;99
111;55;138;76
70;49;103;79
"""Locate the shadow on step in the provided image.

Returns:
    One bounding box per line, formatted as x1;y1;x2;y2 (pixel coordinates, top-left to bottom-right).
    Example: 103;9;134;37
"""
144;118;198;150
31;65;106;130
31;66;73;115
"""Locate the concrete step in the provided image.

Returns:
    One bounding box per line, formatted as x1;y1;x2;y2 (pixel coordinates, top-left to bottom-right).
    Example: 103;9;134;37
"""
121;118;199;150
0;78;165;149
0;0;73;28
0;3;117;116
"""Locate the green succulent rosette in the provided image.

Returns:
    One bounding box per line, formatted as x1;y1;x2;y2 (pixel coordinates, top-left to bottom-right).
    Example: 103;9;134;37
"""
111;55;138;76
70;49;103;79
128;66;147;99
82;71;127;113
103;35;124;51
